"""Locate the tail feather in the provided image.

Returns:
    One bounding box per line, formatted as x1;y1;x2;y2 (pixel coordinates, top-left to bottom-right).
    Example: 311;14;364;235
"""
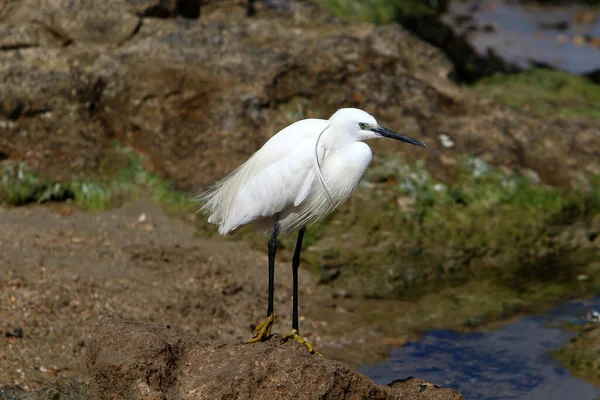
196;154;259;235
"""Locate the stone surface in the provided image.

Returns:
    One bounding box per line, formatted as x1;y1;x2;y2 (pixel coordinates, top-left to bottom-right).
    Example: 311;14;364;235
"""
86;317;464;400
0;0;597;190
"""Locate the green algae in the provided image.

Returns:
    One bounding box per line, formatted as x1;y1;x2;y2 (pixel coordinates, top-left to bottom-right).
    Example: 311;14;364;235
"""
474;69;600;121
309;0;437;24
291;157;600;300
0;145;196;216
555;323;600;387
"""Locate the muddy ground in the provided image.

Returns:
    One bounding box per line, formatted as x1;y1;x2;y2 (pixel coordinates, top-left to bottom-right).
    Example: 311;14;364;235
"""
0;200;418;396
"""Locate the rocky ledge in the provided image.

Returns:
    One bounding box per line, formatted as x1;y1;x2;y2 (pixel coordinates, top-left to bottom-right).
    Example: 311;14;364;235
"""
86;317;463;400
1;0;598;190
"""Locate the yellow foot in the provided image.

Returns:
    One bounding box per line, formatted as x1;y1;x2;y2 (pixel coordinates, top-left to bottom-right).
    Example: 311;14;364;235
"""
247;314;274;343
281;329;323;357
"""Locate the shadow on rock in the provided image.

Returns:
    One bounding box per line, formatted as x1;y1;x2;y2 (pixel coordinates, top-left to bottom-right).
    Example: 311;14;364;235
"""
87;317;463;400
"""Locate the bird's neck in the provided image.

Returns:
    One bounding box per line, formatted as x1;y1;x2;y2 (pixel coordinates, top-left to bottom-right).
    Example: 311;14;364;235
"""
322;128;359;150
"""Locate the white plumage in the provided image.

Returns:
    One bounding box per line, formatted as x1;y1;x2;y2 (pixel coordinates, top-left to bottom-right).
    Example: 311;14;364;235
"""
198;107;425;350
199;108;425;236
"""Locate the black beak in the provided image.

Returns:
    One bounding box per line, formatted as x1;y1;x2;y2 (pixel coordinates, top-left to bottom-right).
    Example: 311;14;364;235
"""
374;126;426;147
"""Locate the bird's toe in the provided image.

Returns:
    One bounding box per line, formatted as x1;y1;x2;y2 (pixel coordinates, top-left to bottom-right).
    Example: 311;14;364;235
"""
247;313;275;343
280;329;323;357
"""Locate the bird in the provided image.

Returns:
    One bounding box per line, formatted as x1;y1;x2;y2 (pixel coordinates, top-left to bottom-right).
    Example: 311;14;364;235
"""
198;108;425;353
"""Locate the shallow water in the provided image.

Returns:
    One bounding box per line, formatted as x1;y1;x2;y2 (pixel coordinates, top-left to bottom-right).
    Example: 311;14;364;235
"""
360;297;600;400
443;0;600;74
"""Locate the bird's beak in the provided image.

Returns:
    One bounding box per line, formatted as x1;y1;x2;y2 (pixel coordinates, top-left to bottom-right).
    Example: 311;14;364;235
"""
373;125;426;147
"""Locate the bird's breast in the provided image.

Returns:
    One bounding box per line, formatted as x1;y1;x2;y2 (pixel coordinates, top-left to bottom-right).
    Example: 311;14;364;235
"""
275;142;372;234
321;141;372;202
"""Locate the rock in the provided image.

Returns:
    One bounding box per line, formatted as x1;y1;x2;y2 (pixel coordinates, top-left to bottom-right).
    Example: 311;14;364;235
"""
554;323;600;387
0;0;598;190
87;317;463;400
398;12;516;83
5;327;24;338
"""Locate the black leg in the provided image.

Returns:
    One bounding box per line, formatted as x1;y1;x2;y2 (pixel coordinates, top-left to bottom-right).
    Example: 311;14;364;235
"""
267;221;280;317
281;227;320;355
292;227;305;332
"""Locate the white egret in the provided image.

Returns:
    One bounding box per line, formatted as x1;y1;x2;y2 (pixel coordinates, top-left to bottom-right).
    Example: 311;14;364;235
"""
199;108;425;353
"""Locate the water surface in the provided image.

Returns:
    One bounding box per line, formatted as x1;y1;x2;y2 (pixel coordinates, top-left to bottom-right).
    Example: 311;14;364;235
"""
360;297;600;400
443;0;600;74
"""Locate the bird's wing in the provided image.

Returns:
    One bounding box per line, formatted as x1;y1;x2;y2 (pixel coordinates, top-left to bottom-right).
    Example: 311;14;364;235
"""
214;119;328;234
294;168;316;207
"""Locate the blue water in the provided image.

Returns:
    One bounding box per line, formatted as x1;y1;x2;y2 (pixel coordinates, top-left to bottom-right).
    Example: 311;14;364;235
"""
360;297;600;400
443;0;600;74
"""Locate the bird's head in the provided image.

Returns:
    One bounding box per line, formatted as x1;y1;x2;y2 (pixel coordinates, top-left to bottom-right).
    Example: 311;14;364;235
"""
328;108;426;147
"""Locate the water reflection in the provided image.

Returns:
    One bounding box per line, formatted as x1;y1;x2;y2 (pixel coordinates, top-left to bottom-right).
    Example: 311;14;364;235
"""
360;298;600;400
443;0;600;74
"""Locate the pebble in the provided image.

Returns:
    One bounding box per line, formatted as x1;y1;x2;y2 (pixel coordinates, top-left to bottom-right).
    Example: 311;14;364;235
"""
5;328;24;339
577;274;591;281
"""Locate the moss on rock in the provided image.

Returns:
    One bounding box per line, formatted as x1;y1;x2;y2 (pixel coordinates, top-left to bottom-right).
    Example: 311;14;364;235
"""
309;0;438;24
295;157;600;299
474;69;600;121
555;324;600;387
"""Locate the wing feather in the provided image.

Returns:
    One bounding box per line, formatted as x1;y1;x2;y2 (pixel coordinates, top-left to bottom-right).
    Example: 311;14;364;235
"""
294;169;315;207
198;119;327;235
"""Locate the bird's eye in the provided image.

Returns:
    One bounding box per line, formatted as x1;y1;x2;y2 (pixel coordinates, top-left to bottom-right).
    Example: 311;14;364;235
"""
359;123;366;129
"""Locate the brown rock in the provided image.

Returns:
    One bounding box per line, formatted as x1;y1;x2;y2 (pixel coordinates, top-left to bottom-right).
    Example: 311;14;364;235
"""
87;317;463;400
0;0;598;190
